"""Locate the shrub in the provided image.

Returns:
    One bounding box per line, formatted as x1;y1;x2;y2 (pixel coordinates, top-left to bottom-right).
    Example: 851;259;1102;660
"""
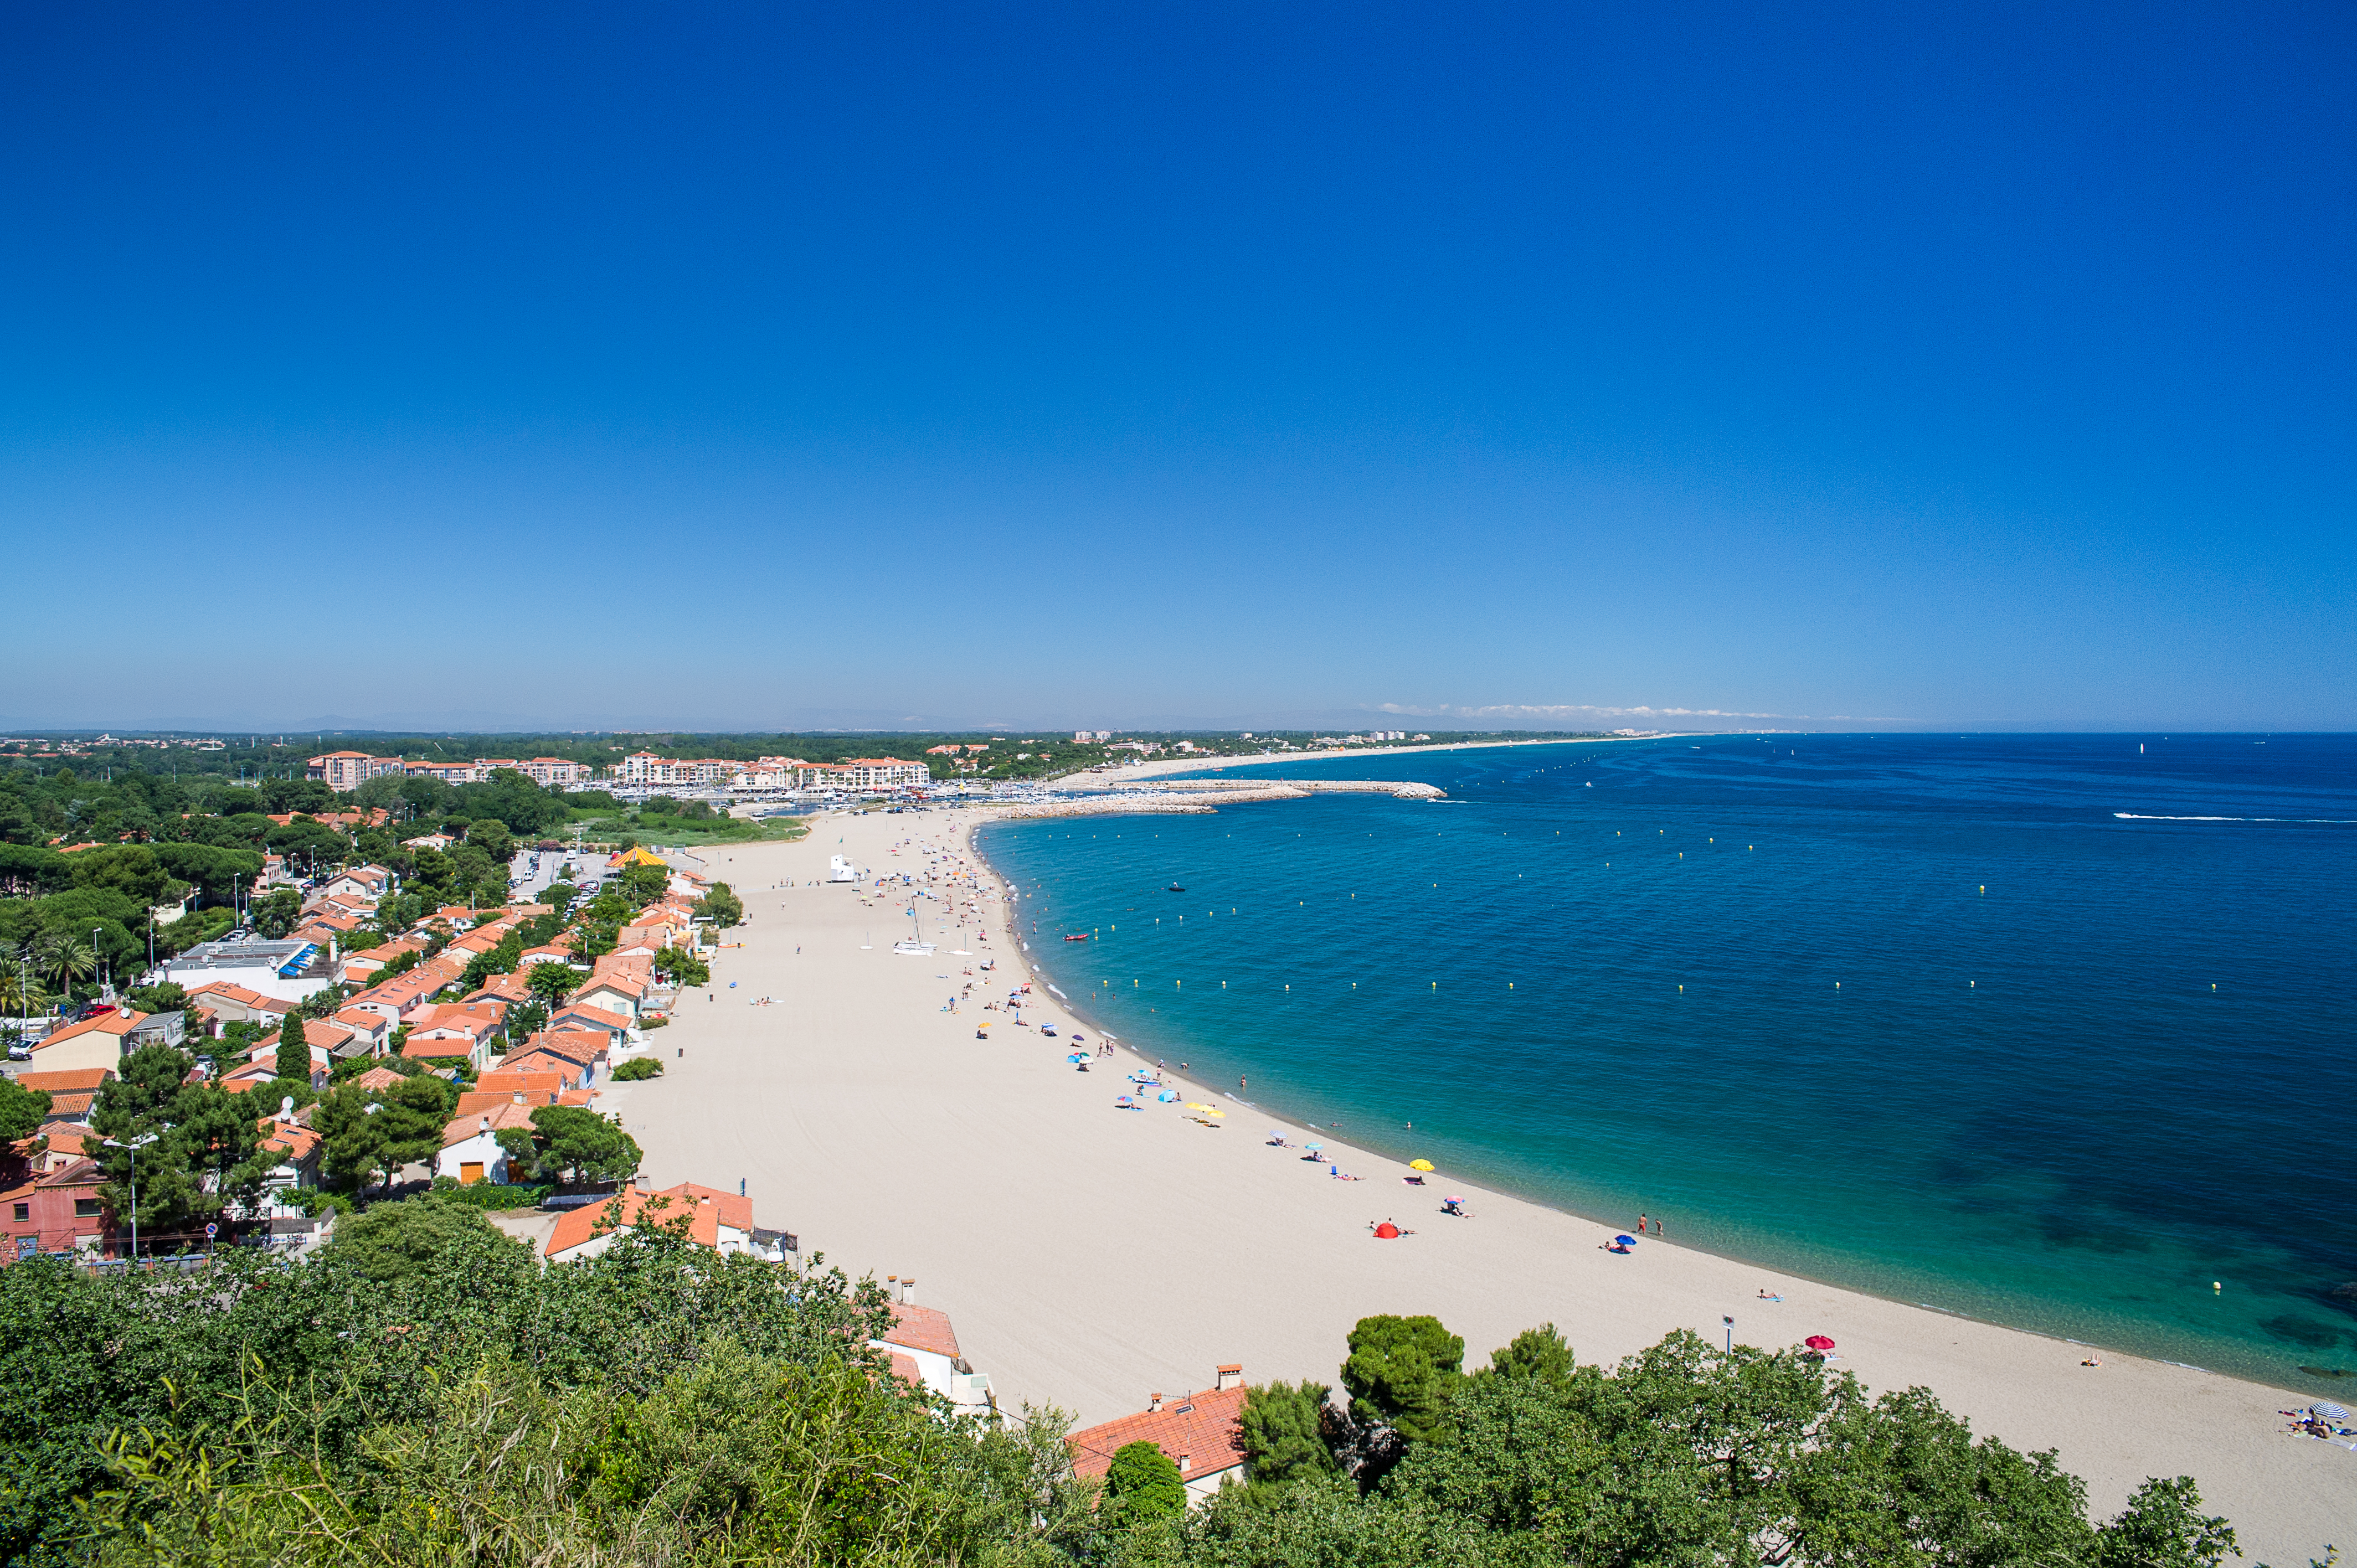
610;1056;664;1082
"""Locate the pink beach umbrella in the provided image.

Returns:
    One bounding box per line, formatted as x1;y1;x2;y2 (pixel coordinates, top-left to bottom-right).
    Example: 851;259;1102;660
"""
1804;1335;1835;1352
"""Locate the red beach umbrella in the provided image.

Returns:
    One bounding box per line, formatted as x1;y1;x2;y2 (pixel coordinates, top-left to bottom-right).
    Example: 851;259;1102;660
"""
1373;1222;1402;1239
1804;1335;1835;1352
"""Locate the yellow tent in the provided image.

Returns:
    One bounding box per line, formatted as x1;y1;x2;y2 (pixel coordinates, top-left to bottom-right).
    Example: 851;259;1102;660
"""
614;845;671;868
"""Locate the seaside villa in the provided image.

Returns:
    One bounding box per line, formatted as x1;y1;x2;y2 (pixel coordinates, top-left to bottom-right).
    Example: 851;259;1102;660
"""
1067;1365;1250;1504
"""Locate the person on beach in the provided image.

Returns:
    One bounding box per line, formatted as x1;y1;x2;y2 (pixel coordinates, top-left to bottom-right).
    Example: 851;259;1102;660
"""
1639;1214;1648;1236
1654;1218;1663;1236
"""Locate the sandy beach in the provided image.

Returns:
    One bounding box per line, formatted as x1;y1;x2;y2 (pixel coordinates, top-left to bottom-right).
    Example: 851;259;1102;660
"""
615;807;2348;1561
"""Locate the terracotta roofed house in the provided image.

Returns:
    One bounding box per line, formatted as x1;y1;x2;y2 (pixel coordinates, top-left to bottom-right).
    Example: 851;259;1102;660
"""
542;1181;784;1263
1067;1368;1250;1504
27;1009;148;1075
868;1299;994;1414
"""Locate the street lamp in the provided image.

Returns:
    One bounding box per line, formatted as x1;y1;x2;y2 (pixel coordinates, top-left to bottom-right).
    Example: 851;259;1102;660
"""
1722;1315;1735;1354
91;926;104;999
102;1129;163;1261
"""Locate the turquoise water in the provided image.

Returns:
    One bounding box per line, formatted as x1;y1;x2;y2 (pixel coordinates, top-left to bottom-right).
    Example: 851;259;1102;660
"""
977;735;2357;1394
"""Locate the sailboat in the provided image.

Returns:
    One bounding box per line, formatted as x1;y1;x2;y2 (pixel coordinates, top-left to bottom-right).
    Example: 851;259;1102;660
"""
893;900;937;956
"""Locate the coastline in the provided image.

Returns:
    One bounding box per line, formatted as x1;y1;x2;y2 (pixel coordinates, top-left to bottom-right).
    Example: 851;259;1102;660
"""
614;808;2348;1562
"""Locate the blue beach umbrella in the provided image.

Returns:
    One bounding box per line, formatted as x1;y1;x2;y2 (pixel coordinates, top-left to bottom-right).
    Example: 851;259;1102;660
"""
1614;1234;1636;1246
1157;1089;1179;1102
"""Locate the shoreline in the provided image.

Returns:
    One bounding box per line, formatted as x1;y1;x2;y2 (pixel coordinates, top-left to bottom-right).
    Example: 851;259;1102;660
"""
616;811;2348;1562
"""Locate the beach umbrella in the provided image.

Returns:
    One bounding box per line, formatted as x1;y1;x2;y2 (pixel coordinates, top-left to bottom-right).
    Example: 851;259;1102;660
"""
1804;1335;1835;1352
1614;1234;1635;1246
2312;1401;2350;1421
1268;1131;1285;1142
1373;1222;1402;1239
1304;1140;1324;1151
1408;1159;1435;1172
1115;1095;1135;1107
1201;1107;1226;1118
1186;1102;1213;1111
1157;1089;1178;1102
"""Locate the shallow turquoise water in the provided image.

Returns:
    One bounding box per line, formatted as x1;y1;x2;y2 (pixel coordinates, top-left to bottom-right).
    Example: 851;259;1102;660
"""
977;734;2357;1394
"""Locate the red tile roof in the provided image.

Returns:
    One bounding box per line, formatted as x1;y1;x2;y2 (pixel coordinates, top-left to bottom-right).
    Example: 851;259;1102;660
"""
880;1303;962;1360
13;1068;113;1094
1067;1384;1248;1482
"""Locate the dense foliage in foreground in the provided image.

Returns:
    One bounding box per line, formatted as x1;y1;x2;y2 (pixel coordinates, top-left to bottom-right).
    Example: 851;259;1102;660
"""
0;1199;2270;1567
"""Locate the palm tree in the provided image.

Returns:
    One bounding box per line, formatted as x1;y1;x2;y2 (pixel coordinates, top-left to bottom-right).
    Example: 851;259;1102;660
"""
0;947;47;1018
35;934;96;996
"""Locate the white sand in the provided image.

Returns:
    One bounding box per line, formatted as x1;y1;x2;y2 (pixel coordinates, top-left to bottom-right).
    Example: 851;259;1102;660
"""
616;811;2350;1561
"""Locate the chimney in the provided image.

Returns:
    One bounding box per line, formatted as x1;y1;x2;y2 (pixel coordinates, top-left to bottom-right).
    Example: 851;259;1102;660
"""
512;1091;525;1105
902;1277;915;1305
478;1115;490;1132
1147;1392;1164;1414
1214;1364;1243;1392
1175;1453;1191;1474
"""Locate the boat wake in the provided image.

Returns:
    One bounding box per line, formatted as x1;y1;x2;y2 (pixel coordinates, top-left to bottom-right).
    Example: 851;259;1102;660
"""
2114;813;2357;823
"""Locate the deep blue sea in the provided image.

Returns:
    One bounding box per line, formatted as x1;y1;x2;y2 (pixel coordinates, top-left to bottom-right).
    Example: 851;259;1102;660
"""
977;734;2357;1393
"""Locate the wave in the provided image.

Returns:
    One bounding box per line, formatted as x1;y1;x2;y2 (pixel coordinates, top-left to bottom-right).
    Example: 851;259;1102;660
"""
2114;813;2357;823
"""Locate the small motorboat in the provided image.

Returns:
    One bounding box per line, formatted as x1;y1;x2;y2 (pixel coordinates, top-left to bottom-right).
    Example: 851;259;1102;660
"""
1064;932;1089;941
1166;882;1185;892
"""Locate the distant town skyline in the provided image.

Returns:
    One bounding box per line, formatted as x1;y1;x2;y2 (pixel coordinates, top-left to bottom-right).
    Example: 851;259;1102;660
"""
2;4;2350;731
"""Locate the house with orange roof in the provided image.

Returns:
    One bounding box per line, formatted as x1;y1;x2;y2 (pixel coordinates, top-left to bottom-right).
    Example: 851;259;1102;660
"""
518;942;577;967
542;1180;788;1265
464;972;533;1008
869;1296;994;1414
183;982;290;1035
569;970;646;1020
501;1029;607;1087
1067;1366;1250;1503
547;1002;633;1049
25;1009;148;1075
254;1110;323;1199
347;1065;406;1094
438;1100;537;1184
404;832;458;852
338;936;427;985
319;865;393;903
328;1008;393;1056
13;1067;111;1128
475;1068;566;1101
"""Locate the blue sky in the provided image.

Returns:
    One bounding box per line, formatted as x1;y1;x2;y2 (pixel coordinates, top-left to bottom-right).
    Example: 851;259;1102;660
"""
2;2;2350;732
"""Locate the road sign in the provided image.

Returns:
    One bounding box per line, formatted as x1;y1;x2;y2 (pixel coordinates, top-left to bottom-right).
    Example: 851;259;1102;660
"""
204;1223;218;1239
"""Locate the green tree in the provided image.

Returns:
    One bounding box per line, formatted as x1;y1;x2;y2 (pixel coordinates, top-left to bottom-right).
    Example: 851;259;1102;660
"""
1341;1313;1465;1447
0;1077;52;1142
312;1084;392;1190
1485;1322;1575;1390
609;1056;664;1082
35;932;95;994
2094;1476;2239;1568
466;817;514;863
617;861;669;906
522;1105;641;1187
324;1194;528;1284
253;885;301;940
88;1045;264;1240
128;981;189;1017
1104;1439;1186;1526
527;960;587;1008
1237;1380;1340;1489
697;881;744;927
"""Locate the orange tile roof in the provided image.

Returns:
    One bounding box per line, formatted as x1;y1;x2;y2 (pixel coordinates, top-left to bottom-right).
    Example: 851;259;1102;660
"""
13;1067;112;1094
476;1069;564;1096
442;1100;537;1147
1067;1384;1248;1482
348;1066;406;1092
37;1009;147;1051
880;1303;962;1360
185;981;287;1013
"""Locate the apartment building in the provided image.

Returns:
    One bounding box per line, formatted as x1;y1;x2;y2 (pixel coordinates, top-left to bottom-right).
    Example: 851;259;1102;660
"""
306;751;407;792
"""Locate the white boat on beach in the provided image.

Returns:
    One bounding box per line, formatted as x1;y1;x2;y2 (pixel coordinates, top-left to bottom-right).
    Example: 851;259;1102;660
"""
892;939;937;955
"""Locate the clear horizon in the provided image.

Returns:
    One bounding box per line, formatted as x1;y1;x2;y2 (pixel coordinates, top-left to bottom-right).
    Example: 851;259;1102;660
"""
2;3;2350;732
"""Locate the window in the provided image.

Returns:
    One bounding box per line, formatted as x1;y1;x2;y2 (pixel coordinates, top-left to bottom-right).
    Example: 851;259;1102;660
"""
9;1204;24;1223
74;1198;101;1219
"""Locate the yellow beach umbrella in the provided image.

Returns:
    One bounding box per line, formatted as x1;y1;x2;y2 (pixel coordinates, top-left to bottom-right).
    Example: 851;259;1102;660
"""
1185;1102;1214;1112
1201;1107;1226;1118
1409;1159;1435;1172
